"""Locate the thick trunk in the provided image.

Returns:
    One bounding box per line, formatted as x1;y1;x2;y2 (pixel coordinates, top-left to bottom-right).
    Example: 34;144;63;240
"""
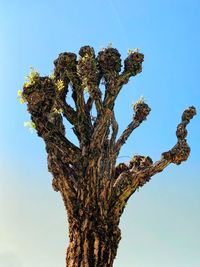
66;220;121;267
58;154;121;266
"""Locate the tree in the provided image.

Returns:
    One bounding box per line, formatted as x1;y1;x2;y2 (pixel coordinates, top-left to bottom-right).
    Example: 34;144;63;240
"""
20;45;196;267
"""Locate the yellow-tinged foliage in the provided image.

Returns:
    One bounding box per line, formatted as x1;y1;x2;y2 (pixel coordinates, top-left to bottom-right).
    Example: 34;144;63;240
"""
24;120;36;132
23;66;39;88
49;72;55;80
53;107;63;114
20;98;25;104
132;95;144;108
55;79;65;91
128;48;139;54
17;89;22;96
16;89;27;104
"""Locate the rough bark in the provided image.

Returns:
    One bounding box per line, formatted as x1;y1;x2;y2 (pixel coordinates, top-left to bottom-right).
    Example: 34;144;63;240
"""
65;212;120;267
21;45;196;267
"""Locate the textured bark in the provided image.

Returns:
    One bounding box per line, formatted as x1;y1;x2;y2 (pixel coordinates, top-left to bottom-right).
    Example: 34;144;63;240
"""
21;45;196;267
66;216;120;267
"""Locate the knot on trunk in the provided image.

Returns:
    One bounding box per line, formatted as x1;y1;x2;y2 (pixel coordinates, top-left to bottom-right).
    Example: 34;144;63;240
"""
54;52;77;78
23;77;55;116
115;163;129;179
77;48;99;88
162;140;190;165
124;52;144;75
97;47;122;74
162;106;196;165
132;100;151;122
129;155;153;170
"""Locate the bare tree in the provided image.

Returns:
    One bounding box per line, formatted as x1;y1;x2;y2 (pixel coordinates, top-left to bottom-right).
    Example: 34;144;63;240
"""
21;45;196;267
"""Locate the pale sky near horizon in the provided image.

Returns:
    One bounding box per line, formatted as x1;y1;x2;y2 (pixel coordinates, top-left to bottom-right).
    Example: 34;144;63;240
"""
0;0;200;266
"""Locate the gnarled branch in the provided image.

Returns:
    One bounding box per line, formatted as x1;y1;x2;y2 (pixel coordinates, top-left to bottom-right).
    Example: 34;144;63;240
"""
22;75;81;165
54;52;93;150
112;106;196;215
78;46;104;115
114;100;151;158
109;111;119;151
104;51;144;111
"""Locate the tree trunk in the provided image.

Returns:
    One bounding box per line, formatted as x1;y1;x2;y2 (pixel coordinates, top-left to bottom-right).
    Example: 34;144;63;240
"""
21;45;196;267
66;219;121;267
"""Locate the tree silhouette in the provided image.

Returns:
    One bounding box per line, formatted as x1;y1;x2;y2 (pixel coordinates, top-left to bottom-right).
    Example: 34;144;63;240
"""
21;45;196;267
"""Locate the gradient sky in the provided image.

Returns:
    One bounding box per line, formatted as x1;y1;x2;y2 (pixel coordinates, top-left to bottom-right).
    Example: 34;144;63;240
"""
0;0;200;266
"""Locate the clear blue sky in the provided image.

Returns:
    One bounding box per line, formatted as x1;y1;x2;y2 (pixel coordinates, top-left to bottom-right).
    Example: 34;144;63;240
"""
0;0;200;266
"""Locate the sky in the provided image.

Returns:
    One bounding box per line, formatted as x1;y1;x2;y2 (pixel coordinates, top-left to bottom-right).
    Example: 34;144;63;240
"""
0;0;200;266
